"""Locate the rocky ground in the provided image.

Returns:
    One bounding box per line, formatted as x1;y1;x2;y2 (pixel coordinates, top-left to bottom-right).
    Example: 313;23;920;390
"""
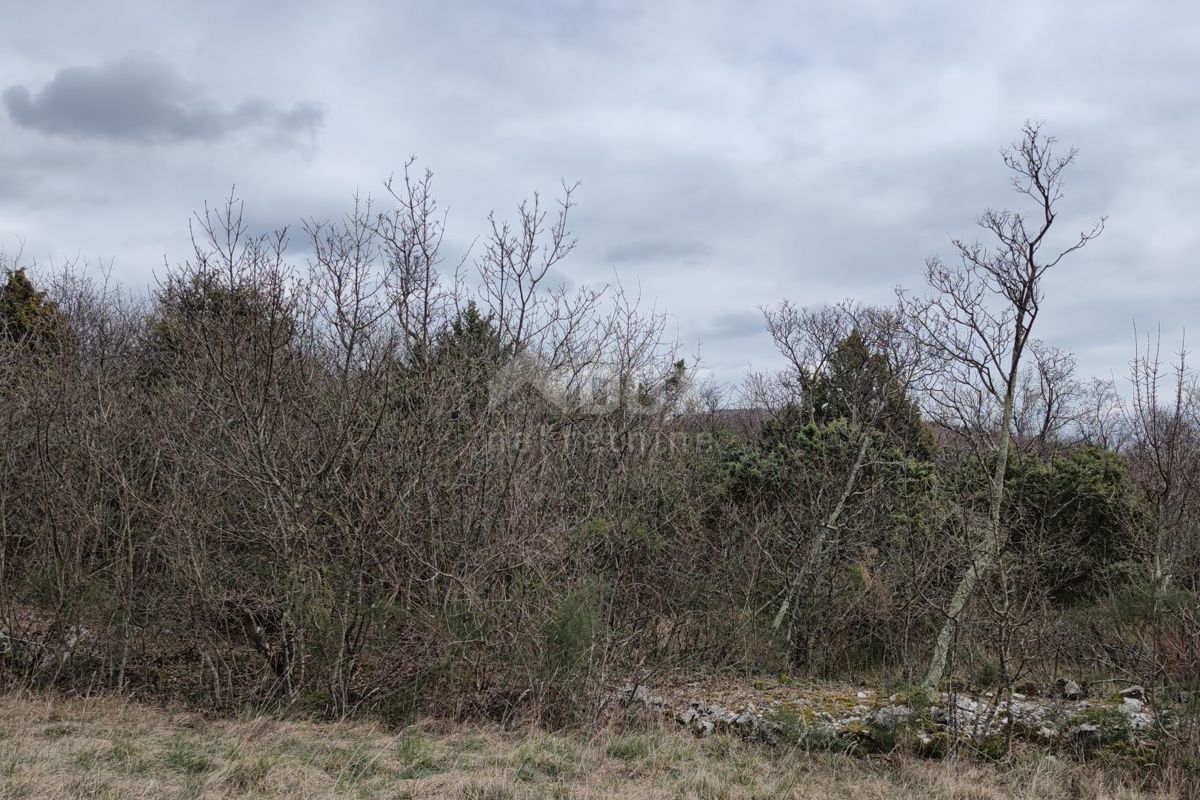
615;675;1172;758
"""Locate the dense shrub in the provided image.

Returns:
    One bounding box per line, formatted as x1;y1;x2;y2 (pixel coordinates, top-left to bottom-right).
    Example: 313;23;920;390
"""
1;181;1196;728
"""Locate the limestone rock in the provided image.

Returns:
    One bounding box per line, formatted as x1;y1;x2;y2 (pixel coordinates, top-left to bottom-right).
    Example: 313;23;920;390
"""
1058;678;1085;700
1119;685;1146;702
1127;712;1154;731
619;678;1166;753
867;705;913;729
1121;697;1144;714
620;684;667;708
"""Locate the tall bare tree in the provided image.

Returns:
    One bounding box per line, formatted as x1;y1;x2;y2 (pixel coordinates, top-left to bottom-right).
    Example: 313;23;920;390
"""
902;122;1105;693
1124;332;1200;600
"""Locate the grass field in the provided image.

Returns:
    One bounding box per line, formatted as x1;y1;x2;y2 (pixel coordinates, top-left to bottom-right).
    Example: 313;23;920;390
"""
0;693;1188;799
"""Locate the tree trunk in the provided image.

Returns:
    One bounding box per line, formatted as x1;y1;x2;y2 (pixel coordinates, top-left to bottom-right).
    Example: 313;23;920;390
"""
772;429;873;632
921;374;1018;693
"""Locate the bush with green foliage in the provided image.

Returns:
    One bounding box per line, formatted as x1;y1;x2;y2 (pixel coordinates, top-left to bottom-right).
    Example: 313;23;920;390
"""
1005;445;1139;597
1;268;65;350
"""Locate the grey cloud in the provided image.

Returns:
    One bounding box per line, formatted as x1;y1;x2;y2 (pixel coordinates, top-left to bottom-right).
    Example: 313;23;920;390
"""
3;54;322;145
3;3;1198;388
603;240;713;265
702;311;766;343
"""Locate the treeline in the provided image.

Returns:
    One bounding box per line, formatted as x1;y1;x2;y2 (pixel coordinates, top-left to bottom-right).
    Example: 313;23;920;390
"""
1;129;1197;726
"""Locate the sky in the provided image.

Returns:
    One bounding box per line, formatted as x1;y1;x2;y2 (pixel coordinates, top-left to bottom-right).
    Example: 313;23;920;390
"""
3;1;1198;389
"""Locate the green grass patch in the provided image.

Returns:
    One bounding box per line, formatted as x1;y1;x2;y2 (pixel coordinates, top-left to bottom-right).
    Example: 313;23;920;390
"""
606;733;653;761
395;729;444;779
162;735;215;775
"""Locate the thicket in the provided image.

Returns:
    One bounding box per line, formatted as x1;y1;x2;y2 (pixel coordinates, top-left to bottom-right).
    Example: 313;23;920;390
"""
0;136;1196;750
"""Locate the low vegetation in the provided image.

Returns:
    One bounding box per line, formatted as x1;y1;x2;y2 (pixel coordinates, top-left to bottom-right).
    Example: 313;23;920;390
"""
0;693;1186;799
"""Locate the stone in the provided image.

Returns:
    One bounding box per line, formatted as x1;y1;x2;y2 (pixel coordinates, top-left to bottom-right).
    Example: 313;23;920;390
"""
64;625;86;646
867;705;913;729
1127;712;1154;731
1121;697;1144;714
756;720;784;744
955;697;982;717
627;680;1168;752
620;684;669;708
706;704;736;724
1058;679;1085;700
1119;685;1146;702
733;710;757;728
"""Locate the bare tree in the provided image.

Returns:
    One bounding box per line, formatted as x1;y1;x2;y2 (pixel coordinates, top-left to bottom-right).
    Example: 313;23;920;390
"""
1075;376;1129;451
901;122;1105;693
1012;345;1081;454
1124;331;1200;600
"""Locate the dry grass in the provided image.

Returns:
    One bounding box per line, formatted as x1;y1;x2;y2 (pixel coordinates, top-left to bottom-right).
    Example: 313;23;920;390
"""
0;692;1186;799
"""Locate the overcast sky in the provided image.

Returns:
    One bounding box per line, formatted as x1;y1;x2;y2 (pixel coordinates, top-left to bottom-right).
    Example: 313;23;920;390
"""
3;1;1197;387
